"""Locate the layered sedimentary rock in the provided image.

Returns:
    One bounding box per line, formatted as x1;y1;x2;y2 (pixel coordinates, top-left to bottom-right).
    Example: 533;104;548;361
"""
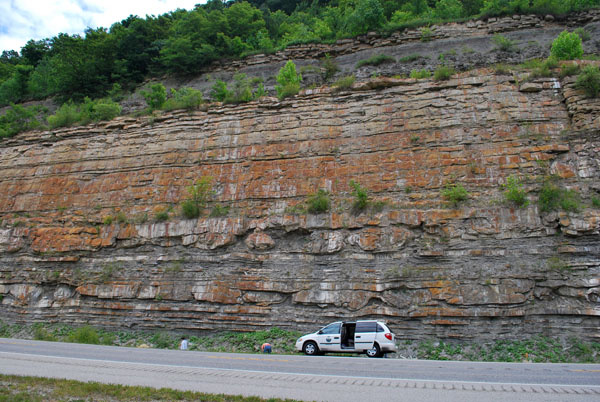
1;60;599;339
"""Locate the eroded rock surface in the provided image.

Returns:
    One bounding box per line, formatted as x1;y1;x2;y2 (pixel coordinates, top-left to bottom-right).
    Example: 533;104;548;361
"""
0;26;599;341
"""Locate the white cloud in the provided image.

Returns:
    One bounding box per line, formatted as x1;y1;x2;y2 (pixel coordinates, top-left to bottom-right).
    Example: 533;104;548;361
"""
0;0;202;52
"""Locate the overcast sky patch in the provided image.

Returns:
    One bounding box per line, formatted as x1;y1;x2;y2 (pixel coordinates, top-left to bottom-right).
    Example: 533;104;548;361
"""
0;0;201;53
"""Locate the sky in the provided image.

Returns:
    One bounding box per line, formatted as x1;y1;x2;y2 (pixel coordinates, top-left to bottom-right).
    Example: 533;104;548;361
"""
0;0;204;53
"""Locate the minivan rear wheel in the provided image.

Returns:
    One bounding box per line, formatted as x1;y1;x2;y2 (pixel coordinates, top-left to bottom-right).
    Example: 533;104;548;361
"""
366;343;381;358
303;341;319;356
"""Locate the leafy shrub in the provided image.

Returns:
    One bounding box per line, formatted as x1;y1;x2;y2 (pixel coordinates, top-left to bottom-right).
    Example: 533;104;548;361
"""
410;69;431;79
332;75;355;90
527;57;558;80
559;63;581;79
276;61;302;100
210;204;229;217
573;27;591;42
67;326;100;344
154;209;169;222
538;181;581;212
211;80;230;102
47;102;81;129
80;97;121;122
181;200;199;219
575;65;600;98
181;176;215;219
225;73;253;104
163;87;204;110
115;211;127;224
349;180;369;211
0;104;44;138
441;183;469;207
399;54;423;63
307;189;330;214
420;27;433;42
492;34;517;52
434;65;455;81
356;54;396;68
150;332;177;349
321;54;339;82
550;31;583;61
502;175;529;207
494;64;511;75
141;83;167;110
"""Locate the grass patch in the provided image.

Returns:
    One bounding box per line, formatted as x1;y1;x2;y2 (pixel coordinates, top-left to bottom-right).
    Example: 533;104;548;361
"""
410;69;431;79
332;75;355;90
502;175;529;208
356;54;395;68
0;374;298;402
492;34;517;52
441;183;469;207
538;181;581;213
399;54;423;63
433;65;454;81
575;65;600;98
307;189;330;214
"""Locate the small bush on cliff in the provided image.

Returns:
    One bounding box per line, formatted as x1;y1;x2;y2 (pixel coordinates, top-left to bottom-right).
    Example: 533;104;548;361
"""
502;175;529;208
410;69;431;79
441;183;469;207
321;54;339;82
434;65;455;81
181;176;215;219
332;75;355;90
575;65;600;98
356;54;396;68
163;87;204;111
142;83;167;110
307;189;330;214
349;180;369;211
0;104;45;138
574;27;591;42
47;101;81;128
275;61;302;100
538;180;581;213
550;31;584;61
492;34;517;52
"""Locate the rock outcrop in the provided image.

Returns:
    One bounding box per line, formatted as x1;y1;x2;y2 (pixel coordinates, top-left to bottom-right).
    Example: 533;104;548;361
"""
0;21;599;341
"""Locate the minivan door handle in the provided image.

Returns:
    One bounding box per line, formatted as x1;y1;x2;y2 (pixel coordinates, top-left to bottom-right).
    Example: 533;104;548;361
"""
333;337;339;339
356;335;361;338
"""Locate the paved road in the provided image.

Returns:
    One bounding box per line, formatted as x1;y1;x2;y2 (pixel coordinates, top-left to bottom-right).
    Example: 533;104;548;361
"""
1;338;599;401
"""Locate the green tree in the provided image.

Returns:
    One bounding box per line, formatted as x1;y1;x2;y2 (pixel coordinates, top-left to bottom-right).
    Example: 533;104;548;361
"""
433;0;464;19
345;0;386;36
550;31;584;61
275;60;302;99
142;83;167;109
0;64;33;105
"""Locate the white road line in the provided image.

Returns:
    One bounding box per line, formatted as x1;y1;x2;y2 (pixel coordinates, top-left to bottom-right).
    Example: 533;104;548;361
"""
1;351;599;390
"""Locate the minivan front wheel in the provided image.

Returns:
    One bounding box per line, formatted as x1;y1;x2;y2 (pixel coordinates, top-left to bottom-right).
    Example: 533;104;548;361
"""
303;341;319;356
366;343;381;358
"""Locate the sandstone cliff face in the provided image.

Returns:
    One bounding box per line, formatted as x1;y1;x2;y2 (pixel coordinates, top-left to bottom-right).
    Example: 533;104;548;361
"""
1;24;599;341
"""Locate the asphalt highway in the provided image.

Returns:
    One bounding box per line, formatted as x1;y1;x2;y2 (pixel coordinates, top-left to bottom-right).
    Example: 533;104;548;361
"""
1;338;599;401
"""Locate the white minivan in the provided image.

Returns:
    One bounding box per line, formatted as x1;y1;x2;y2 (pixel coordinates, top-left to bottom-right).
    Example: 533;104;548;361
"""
295;320;397;358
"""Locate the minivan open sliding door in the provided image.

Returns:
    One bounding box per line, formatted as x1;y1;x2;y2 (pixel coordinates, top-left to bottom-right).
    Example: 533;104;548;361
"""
354;321;377;351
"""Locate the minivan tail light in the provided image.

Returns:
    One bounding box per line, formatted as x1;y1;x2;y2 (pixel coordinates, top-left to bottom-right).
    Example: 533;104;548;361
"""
384;333;392;340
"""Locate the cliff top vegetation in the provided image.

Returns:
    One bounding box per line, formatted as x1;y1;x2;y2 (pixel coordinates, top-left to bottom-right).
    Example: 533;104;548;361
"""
0;0;598;109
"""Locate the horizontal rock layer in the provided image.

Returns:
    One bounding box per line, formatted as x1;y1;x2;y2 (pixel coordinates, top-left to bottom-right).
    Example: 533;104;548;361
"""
0;66;599;340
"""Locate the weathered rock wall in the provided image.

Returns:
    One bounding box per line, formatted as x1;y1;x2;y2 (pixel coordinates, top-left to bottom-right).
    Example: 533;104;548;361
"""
1;54;599;340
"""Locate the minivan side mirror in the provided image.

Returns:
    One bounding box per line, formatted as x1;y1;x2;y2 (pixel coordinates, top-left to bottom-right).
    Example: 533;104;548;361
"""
317;330;323;334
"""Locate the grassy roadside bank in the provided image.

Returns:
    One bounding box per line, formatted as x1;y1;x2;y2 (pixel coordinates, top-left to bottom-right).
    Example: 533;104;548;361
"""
1;320;599;363
0;374;300;402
